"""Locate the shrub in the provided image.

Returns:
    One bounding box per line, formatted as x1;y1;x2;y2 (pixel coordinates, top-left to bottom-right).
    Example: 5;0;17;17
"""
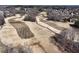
74;20;79;28
23;15;36;22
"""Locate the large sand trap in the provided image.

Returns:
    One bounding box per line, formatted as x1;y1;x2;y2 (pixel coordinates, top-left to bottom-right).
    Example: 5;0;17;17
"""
25;21;62;53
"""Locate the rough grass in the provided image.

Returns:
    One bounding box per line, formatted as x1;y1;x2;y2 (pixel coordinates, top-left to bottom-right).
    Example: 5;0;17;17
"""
0;39;32;53
41;20;66;30
0;39;8;53
6;44;32;53
9;20;34;39
54;27;79;53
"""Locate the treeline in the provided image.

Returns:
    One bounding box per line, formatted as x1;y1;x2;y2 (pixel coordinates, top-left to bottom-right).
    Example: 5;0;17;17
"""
6;5;79;9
